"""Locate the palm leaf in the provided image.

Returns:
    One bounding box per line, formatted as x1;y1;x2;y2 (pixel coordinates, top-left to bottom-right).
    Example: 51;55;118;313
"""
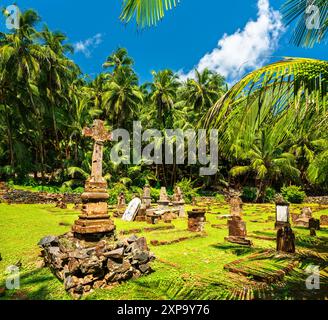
120;0;179;27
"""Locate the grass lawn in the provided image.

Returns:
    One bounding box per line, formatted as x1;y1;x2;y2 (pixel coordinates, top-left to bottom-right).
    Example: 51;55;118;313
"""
0;202;327;300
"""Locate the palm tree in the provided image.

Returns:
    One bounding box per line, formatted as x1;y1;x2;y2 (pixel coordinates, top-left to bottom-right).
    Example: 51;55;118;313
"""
230;126;300;200
282;0;328;47
103;48;134;73
148;69;180;128
102;67;143;128
181;68;226;118
120;0;179;27
119;1;327;47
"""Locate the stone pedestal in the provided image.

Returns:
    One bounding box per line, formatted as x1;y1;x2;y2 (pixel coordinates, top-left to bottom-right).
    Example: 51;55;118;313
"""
187;209;206;232
72;180;115;241
225;216;252;246
276;226;295;253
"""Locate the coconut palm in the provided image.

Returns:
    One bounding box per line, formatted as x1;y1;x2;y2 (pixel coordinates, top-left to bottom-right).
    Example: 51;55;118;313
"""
120;0;179;27
282;0;328;47
103;48;134;73
102;67;143;128
181;69;226;121
148;70;180;128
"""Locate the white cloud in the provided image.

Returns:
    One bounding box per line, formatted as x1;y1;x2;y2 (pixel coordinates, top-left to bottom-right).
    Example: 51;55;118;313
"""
179;0;285;84
74;33;103;58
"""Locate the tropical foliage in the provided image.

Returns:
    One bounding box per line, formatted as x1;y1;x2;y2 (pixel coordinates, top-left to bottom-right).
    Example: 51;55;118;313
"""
0;9;327;200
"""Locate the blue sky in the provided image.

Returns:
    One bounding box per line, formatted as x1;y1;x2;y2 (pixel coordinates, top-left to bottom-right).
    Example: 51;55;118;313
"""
1;0;326;83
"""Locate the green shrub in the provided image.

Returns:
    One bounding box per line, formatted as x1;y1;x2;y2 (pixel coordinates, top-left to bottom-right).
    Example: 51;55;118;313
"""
215;193;225;203
73;187;84;194
281;185;306;204
150;188;161;202
176;178;199;204
107;183;129;205
241;187;258;203
263;187;276;203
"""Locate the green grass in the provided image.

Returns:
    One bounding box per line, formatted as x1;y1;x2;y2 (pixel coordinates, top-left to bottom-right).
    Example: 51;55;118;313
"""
0;203;327;300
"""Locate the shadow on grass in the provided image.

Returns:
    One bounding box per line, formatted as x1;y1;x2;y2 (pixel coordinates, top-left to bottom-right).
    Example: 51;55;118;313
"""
0;267;63;300
210;243;261;256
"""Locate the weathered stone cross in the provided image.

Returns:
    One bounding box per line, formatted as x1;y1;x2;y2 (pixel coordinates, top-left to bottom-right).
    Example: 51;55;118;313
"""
83;119;112;183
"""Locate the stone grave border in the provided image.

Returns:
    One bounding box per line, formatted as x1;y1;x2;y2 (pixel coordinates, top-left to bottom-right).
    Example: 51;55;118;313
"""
119;225;175;235
150;233;207;246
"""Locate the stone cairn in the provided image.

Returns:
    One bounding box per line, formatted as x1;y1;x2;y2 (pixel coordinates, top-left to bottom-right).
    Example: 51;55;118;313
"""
276;226;296;253
38;234;154;299
187;209;206;232
39;120;155;298
172;186;185;217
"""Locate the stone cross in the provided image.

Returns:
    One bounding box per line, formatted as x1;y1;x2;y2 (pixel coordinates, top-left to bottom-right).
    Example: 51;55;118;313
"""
83;120;112;183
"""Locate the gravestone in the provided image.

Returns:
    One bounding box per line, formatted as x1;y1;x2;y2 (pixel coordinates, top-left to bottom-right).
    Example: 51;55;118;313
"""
122;197;141;222
229;196;242;217
308;218;320;230
275;195;290;229
225;215;252;246
172;186;185;217
320;215;328;226
294;207;312;228
72;120;115;240
157;187;170;209
117;192;126;208
276;226;295;253
142;184;152;208
187;209;206;232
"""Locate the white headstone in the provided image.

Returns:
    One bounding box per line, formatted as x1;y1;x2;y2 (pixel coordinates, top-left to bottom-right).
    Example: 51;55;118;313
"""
276;205;289;223
122;197;141;222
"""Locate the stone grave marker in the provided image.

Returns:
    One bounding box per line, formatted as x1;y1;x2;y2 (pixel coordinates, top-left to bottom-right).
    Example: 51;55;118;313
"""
276;226;295;253
72;119;115;240
122;197;142;222
320;215;328;226
187;209;206;232
157;187;170;209
172;186;185;217
275;195;290;229
229;196;242;216
294;207;313;227
225;215;252;246
142;184;152;208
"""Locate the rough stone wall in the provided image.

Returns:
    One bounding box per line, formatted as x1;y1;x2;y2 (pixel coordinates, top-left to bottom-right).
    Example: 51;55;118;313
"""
2;190;81;204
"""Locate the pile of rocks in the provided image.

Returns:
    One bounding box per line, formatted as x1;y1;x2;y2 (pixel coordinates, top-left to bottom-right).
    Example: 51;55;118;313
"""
38;233;155;299
3;190;81;204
